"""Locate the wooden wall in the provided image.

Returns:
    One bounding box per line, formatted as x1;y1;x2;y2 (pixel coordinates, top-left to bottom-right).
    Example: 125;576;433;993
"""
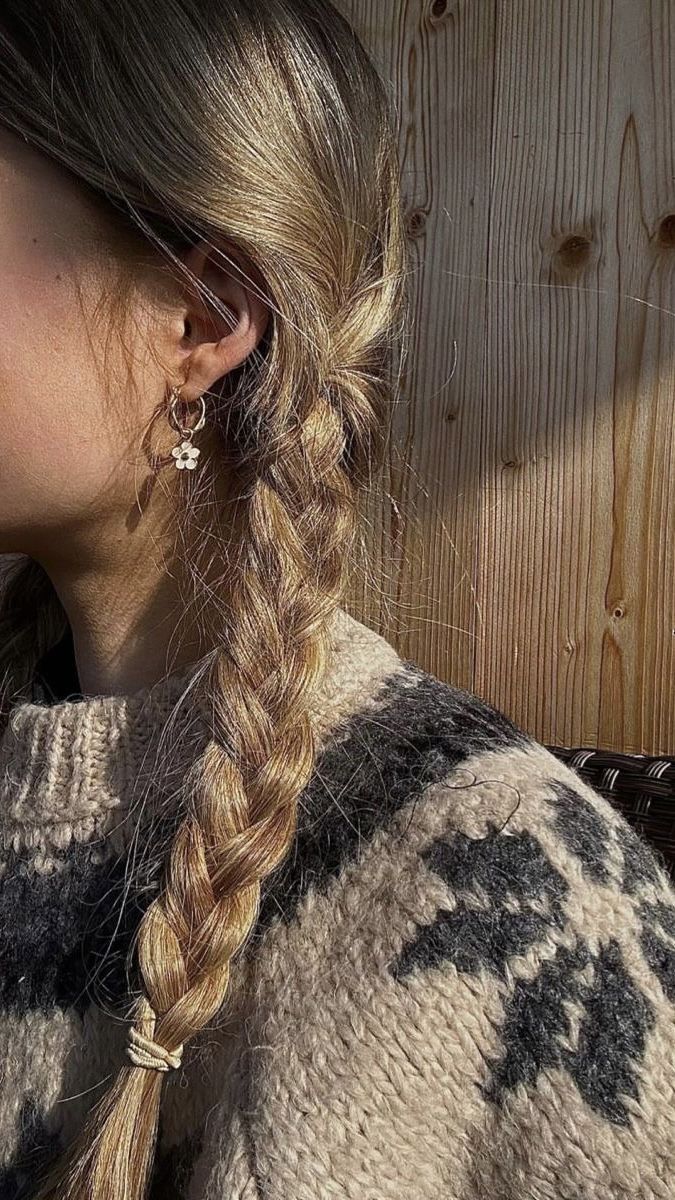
342;0;675;756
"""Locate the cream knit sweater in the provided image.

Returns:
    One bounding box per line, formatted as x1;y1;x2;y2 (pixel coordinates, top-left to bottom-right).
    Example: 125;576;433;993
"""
0;608;674;1199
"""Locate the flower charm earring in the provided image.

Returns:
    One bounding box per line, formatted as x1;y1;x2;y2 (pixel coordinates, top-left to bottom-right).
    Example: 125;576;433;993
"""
168;385;207;470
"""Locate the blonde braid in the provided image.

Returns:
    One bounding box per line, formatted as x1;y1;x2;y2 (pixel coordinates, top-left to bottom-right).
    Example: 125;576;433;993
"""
32;284;402;1197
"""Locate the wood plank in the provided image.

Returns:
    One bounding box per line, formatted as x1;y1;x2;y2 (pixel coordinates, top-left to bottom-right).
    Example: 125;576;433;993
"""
343;0;675;755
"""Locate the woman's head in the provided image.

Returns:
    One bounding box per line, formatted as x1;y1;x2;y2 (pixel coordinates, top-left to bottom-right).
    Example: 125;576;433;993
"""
0;0;399;547
0;1;408;1196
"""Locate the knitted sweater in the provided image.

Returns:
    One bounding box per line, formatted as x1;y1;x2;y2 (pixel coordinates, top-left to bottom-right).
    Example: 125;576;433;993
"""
1;608;674;1200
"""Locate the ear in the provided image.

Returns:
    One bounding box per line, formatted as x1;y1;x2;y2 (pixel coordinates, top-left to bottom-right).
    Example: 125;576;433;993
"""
172;239;270;402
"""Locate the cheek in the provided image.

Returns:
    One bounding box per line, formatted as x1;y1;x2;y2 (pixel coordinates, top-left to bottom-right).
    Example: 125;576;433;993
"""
0;249;143;529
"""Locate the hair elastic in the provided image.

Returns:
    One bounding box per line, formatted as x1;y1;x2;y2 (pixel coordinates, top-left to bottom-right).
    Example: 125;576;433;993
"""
127;1025;184;1072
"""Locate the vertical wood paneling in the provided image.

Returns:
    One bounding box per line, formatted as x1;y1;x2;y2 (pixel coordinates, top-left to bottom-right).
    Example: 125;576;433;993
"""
343;0;498;694
343;0;675;755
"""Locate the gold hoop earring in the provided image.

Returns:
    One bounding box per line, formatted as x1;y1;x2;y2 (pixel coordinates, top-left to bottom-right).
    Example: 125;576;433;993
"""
168;385;207;470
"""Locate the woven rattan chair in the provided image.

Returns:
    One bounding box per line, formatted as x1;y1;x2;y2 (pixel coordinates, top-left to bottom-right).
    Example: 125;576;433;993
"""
546;744;675;881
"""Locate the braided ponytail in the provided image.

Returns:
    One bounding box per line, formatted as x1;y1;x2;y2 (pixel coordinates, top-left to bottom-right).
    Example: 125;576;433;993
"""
0;2;409;1196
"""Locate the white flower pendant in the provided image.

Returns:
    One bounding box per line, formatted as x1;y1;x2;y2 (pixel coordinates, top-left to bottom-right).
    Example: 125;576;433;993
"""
171;439;201;470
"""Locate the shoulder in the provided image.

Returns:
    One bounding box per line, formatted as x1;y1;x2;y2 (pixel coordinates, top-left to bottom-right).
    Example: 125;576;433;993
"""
262;650;671;929
254;658;675;1196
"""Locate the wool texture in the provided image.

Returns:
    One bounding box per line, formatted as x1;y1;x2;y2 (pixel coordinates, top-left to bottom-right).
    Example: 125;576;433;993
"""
0;608;673;1199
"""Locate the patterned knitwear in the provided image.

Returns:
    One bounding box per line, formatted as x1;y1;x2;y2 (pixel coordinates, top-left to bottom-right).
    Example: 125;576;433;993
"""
0;607;674;1199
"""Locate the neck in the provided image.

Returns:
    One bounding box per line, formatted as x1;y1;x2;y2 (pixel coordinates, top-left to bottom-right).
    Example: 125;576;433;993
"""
29;516;220;699
44;559;201;697
20;446;244;698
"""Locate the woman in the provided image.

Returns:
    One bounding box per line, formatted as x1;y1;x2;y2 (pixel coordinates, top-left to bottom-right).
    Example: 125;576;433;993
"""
0;2;672;1198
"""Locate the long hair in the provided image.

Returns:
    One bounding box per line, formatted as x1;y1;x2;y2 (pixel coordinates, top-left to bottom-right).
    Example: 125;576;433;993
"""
0;2;409;1195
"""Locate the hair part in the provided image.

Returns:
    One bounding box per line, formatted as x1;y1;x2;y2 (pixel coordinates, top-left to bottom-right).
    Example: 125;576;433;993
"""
0;1;409;1196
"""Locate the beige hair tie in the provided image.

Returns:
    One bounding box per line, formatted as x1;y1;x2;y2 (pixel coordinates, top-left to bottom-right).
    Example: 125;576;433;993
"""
126;1025;184;1072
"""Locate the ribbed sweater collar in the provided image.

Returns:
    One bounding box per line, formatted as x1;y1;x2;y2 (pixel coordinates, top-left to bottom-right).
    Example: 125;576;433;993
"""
0;608;404;854
0;654;205;852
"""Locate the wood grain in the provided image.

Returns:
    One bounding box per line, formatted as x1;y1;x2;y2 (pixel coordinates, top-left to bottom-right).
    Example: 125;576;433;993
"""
342;0;675;755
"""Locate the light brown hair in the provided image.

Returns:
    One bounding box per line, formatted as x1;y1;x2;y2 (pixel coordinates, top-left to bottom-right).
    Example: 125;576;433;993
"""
0;1;409;1195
